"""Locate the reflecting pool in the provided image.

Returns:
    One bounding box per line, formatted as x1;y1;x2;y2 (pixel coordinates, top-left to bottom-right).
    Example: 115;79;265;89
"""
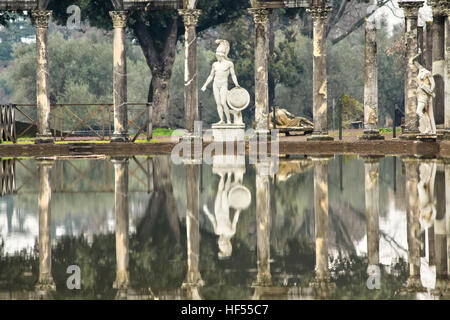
0;155;448;300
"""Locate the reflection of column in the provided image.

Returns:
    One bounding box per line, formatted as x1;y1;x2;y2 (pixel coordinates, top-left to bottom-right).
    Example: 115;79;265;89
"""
399;1;424;139
310;156;334;298
253;161;272;287
360;20;384;140
430;1;446;127
36;159;55;292
110;11;129;142
362;156;382;266
32;10;53;144
248;8;271;136
307;6;333;141
182;162;204;299
403;157;425;292
178;9;201;136
112;157;130;290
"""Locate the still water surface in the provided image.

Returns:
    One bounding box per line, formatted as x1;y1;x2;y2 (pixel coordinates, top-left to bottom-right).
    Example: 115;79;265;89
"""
0;155;448;300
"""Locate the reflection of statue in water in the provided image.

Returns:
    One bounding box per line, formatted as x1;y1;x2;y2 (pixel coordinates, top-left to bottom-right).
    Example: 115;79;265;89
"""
201;39;240;125
203;171;251;259
417;162;436;230
412;49;436;135
269;107;313;129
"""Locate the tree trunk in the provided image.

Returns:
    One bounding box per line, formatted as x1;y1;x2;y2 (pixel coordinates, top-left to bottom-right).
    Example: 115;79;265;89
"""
137;156;180;243
133;17;178;129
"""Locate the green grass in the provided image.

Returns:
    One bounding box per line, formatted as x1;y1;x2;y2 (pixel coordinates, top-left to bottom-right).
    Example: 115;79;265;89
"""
0;128;182;145
379;128;401;133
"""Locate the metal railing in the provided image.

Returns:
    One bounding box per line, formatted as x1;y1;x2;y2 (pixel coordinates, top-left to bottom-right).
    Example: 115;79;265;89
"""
13;103;151;141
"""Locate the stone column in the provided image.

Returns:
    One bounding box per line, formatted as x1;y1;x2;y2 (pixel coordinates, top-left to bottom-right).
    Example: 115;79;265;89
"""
362;156;382;267
32;10;53;144
36;159;55;292
110;11;129;142
178;9;202;137
182;162;204;299
249;8;271;136
306;6;333;141
430;1;446;129
444;6;450;138
253;161;272;287
402;157;425;292
425;21;433;71
399;1;424;140
360;20;384;140
112;157;130;289
310;156;335;298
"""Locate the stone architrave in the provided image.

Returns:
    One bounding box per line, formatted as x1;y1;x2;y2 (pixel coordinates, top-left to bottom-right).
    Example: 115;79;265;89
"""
36;159;55;292
182;162;204;299
112;157;130;289
248;8;271;136
310;156;335;298
399;1;424;140
360;19;384;140
110;11;129;142
32;10;53;144
429;1;446;128
306;6;333;141
179;9;201;138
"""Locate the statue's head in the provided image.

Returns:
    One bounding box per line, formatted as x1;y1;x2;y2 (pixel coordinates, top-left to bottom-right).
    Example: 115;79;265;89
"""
215;39;230;61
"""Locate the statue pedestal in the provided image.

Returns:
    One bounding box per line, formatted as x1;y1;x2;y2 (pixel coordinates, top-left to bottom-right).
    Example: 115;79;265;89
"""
212;123;245;142
416;134;437;142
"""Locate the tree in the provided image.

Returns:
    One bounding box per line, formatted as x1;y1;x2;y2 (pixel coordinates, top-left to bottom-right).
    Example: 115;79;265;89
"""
48;0;249;129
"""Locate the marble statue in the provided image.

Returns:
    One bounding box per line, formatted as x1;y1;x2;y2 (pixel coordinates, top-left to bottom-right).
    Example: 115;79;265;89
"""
203;170;251;259
417;161;436;230
269;107;314;129
412;49;436;135
201;39;241;125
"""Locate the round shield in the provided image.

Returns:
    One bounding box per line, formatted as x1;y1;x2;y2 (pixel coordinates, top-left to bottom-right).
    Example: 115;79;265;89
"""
227;87;250;112
228;185;251;210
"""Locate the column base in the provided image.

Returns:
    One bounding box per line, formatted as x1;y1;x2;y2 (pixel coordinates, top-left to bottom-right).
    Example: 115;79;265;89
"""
35;134;54;144
440;129;450;140
307;132;334;141
399;131;420;140
416;134;437;142
252;272;273;287
359;130;385;140
113;270;130;290
111;134;130;143
402;275;426;293
309;276;336;299
35;275;56;292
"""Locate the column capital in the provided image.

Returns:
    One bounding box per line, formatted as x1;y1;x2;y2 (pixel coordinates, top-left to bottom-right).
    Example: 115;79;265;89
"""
248;8;272;24
428;0;448;16
398;1;424;18
306;6;332;20
32;10;52;28
178;9;202;27
110;11;128;28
